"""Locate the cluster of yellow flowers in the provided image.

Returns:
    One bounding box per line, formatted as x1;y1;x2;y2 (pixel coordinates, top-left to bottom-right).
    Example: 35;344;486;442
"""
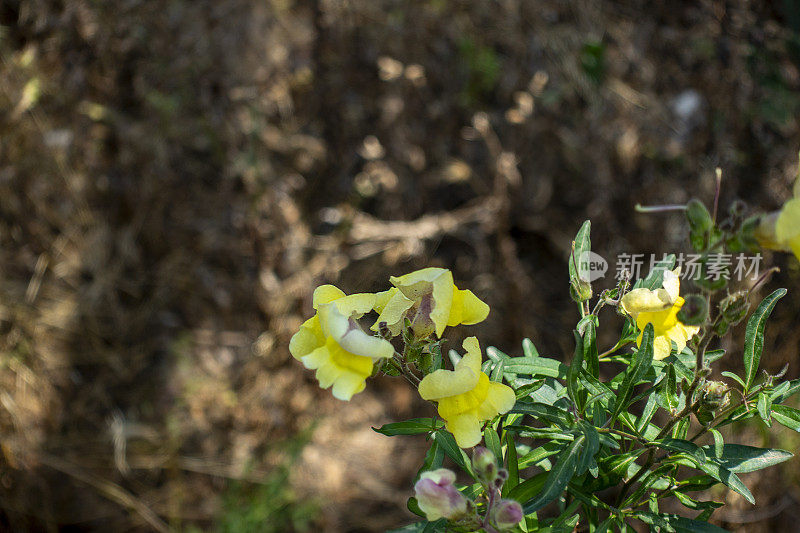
757;177;800;261
621;268;700;361
290;267;516;447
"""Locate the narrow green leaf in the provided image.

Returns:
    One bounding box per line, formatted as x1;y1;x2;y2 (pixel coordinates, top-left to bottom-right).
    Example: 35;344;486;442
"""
503;357;569;379
484;427;502;462
504;431;519;495
743;288;787;391
522;433;586;513
636;393;659;435
770;404;800;432
583;321;599;379
611;323;654;423
373;418;442;436
522;338;540;358
507;471;548;503
511;402;573;427
569;220;591;282
432;430;473;476
670;454;754;504
416;440;444;481
710;429;724;459
720;371;745;388
577;423;600;476
514;380;545;400
771;379;800;403
757;392;772;425
567;330;586;410
698;444;792;473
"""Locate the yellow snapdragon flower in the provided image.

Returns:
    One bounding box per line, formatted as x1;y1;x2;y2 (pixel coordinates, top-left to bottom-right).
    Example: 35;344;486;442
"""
756;175;800;261
620;268;700;361
418;337;515;448
775;198;800;261
371;268;490;338
290;285;394;400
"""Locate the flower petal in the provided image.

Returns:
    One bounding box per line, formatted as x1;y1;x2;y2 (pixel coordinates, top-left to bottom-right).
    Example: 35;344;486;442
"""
653;336;672;361
447;288;490;327
621;288;672;318
331;372;367;401
776;198;800;247
445;413;483;448
476;382;516;420
289;316;325;360
312;284;346;309
419;365;479;401
370;289;414;335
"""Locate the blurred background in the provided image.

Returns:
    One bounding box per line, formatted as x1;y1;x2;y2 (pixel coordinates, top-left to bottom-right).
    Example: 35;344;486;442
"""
1;0;800;531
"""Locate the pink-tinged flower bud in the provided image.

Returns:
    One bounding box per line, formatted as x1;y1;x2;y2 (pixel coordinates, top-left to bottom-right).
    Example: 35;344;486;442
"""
471;446;498;484
414;469;468;521
492;499;523;530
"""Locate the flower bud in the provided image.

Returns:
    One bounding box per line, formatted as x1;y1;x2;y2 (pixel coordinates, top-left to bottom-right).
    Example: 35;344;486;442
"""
686;199;713;232
570;277;593;303
414;469;468;521
471;447;498;485
719;291;750;327
701;380;729;411
491;499;524;530
676;293;708;326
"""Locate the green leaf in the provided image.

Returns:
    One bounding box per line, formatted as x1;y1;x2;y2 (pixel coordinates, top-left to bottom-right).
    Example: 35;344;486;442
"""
567;330;586;410
518;442;562;469
490;356;506;382
652;438;707;463
484;427;502;462
636;511;728;533
660;364;679;412
521;433;586;513
373;418;442;436
503;357;569;379
522;338;540;358
757;392;772;425
698;444;792;473
514;380;545;400
743;288;787;391
504;431;519;495
432;430;473;476
670;454;754;504
577;422;600;476
720;371;745;388
569;220;591;282
610;323;654;423
511;402;573;427
770;404;800;432
583;321;599;379
637;393;659;435
771;379;800;403
710;429;724;459
508;471;548;505
416;440;444;480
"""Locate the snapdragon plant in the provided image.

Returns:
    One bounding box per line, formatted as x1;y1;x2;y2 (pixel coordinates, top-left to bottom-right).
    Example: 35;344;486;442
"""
290;180;800;532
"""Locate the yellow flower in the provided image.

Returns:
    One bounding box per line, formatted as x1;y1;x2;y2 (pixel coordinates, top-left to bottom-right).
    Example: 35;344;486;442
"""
371;268;490;338
290;285;394;400
620;268;700;361
418;337;515;448
756;175;800;261
775;198;800;261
